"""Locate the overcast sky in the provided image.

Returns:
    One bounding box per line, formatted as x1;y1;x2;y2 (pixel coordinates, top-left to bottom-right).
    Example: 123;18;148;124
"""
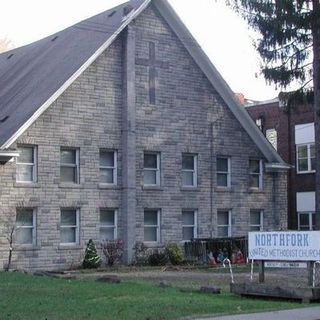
0;0;281;101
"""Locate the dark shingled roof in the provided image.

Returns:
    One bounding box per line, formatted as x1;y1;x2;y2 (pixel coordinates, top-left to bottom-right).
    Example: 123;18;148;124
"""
0;0;146;148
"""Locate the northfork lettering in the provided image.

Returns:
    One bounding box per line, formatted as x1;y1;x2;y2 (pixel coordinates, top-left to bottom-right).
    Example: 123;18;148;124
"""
255;233;309;247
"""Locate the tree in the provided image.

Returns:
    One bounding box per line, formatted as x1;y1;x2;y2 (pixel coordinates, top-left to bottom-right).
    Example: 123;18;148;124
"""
82;239;101;269
225;0;320;229
0;37;13;53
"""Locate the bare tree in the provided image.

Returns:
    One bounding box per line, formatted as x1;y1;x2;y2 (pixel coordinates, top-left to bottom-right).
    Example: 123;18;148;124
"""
2;218;17;271
0;36;13;53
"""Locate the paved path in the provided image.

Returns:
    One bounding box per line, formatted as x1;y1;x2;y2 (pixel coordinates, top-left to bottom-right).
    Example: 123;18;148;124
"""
194;307;320;320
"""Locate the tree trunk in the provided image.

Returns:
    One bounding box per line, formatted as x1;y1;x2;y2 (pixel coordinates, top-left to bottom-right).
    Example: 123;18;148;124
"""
312;0;320;229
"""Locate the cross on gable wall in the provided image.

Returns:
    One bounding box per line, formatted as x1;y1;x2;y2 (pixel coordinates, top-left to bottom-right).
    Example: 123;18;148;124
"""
136;41;169;105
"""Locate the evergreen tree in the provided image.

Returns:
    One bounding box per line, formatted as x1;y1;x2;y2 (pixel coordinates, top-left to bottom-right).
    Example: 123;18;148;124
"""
82;239;102;269
225;0;320;229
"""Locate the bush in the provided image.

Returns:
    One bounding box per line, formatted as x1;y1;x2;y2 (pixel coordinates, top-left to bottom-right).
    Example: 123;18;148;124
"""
133;242;149;266
165;242;183;265
82;239;102;269
148;250;168;266
102;239;124;266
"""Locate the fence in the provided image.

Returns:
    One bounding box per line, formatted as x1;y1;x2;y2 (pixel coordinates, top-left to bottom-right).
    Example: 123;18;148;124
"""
184;237;248;264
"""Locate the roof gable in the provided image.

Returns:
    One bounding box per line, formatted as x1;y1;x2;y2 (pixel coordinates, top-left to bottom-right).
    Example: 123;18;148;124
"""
0;0;286;166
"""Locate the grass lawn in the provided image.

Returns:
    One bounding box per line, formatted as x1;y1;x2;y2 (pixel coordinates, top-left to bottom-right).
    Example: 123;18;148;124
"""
0;272;305;320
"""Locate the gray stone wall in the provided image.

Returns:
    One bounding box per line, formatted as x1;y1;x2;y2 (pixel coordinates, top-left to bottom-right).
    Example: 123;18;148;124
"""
0;4;287;271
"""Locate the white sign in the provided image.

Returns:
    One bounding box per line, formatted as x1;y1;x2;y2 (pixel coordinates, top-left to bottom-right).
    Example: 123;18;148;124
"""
249;231;320;261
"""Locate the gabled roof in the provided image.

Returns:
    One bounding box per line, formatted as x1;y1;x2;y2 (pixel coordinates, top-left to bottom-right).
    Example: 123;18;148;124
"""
0;0;287;166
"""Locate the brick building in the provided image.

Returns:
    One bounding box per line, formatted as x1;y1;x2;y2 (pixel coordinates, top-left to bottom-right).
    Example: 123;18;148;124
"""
245;99;315;230
0;0;288;270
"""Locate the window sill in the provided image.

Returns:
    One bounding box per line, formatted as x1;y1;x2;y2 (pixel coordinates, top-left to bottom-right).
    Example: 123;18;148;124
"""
59;183;83;189
98;183;120;190
248;188;264;194
143;242;163;248
215;186;232;192
58;244;82;250
180;186;200;191
14;182;40;188
14;245;40;251
296;171;316;175
142;186;163;191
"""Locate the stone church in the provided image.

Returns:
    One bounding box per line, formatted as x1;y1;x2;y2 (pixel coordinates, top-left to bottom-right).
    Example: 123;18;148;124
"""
0;0;289;270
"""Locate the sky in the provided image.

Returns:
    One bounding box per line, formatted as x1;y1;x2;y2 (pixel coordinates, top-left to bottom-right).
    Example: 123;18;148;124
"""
0;0;281;101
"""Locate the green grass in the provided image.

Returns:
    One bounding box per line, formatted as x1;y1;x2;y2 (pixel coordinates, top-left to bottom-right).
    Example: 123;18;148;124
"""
0;272;305;320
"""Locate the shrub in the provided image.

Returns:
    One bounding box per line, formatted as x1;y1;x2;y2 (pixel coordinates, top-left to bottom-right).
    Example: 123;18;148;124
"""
102;239;124;266
148;250;168;266
165;242;183;265
133;241;149;266
82;239;102;269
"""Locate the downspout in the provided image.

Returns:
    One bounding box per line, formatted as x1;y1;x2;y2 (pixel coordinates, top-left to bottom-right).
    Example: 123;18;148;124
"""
210;122;214;237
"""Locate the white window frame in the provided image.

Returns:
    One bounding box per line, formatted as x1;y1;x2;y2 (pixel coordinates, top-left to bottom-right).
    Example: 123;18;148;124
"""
216;157;231;188
16;145;37;183
182;210;198;241
60;208;80;245
143;152;160;186
100;208;118;240
249;159;263;189
60;147;80;184
99;150;117;185
16;208;37;246
296;143;315;174
217;210;232;237
143;209;160;243
298;212;315;230
249;209;264;231
182;153;198;187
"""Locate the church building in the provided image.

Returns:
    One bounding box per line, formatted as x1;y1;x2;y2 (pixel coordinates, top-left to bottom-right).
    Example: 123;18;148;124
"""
0;0;289;270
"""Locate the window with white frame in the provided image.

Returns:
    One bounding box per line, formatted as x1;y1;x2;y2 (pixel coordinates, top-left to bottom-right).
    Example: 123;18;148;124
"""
182;154;197;187
60;209;79;245
182;210;197;241
298;212;315;230
296;143;315;173
295;123;315;173
217;157;231;187
144;209;160;242
99;150;117;185
60;148;80;183
143;152;160;186
100;209;117;240
16;146;37;183
297;191;315;230
217;210;231;237
250;209;263;231
266;128;277;150
249;159;263;189
16;208;36;245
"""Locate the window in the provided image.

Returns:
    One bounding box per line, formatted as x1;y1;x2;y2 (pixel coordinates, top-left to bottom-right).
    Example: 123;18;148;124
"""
217;210;231;237
99;150;117;185
217;157;231;187
144;210;160;242
250;210;263;231
60;148;79;183
182;210;197;241
296;143;315;173
143;153;160;186
60;209;79;245
16;146;37;182
297;192;315;230
16;208;36;245
100;209;117;240
182;154;197;187
249;159;263;189
298;212;315;230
